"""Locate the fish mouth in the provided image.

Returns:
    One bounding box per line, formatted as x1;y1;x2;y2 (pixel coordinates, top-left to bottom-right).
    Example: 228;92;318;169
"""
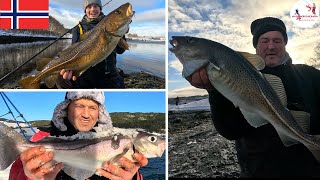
169;38;178;52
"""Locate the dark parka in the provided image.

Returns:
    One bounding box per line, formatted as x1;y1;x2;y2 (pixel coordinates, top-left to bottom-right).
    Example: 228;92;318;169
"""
69;14;126;89
208;59;320;177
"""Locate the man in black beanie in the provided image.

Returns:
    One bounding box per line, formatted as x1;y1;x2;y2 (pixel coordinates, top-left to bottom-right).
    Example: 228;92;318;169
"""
187;17;320;177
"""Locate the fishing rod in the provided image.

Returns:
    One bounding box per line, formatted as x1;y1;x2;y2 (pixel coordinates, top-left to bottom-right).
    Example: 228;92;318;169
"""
0;29;74;84
0;0;114;84
103;0;113;7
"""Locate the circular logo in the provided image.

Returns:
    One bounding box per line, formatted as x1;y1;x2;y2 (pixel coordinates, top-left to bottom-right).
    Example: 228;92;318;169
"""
290;0;319;28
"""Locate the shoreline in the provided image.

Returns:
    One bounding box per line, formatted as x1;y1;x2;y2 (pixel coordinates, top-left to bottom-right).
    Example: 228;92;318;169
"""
0;35;165;45
0;35;70;44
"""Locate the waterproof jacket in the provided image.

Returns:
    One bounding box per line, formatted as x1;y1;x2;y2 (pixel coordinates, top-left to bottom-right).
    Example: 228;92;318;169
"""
68;14;126;89
9;120;144;180
208;59;320;177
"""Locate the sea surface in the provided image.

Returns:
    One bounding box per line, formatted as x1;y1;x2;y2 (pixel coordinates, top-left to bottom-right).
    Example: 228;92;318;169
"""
0;39;165;88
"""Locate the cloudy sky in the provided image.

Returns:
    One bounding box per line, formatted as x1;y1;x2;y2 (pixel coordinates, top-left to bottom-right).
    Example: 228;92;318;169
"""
49;0;165;37
168;0;320;98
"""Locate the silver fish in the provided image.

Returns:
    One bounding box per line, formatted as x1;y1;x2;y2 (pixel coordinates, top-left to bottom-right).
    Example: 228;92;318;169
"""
169;36;320;161
0;123;166;179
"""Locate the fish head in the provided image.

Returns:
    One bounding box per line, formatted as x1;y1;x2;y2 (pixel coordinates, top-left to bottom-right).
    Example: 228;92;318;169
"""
169;36;211;78
103;3;135;37
133;131;166;158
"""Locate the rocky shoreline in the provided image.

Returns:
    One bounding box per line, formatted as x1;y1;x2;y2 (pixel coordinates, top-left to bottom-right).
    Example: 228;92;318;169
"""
1;71;164;89
124;71;165;89
168;110;240;178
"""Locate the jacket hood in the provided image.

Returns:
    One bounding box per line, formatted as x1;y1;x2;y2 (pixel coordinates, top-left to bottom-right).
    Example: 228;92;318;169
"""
51;91;113;132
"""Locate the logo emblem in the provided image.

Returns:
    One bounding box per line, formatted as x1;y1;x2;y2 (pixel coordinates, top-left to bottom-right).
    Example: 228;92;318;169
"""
290;0;319;28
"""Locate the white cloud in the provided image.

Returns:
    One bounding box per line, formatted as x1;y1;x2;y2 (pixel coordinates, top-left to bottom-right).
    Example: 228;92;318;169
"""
50;0;159;13
169;0;319;60
49;0;165;37
129;25;165;37
134;8;165;24
168;86;208;98
169;58;183;73
50;7;82;29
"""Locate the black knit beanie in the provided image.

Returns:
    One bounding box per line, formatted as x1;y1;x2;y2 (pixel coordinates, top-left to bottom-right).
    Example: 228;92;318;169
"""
251;17;288;48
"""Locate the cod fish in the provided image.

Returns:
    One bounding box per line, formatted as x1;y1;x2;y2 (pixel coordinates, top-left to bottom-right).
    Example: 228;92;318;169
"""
18;2;134;89
169;36;320;161
0;123;165;179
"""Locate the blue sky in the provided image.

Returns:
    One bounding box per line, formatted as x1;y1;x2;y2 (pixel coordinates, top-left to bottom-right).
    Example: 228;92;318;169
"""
0;91;165;122
168;0;320;97
49;0;165;37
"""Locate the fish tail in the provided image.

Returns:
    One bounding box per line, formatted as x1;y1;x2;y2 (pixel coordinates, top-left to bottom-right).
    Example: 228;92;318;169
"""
0;123;27;170
18;76;40;89
302;134;320;162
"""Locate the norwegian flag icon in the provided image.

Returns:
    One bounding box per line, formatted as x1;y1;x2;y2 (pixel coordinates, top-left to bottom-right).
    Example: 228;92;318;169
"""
0;0;49;29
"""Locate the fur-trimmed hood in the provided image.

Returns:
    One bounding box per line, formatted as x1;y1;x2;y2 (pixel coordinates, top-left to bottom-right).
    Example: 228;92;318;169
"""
52;91;113;132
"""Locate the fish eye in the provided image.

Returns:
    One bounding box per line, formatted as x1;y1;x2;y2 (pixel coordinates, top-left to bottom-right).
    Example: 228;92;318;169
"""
148;136;157;142
187;37;194;44
115;10;121;14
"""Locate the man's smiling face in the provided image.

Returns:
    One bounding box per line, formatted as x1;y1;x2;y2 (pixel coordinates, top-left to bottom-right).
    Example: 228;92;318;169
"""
256;31;286;67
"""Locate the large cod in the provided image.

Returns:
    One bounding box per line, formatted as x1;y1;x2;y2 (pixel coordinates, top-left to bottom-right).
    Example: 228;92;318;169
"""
169;36;320;161
18;3;134;89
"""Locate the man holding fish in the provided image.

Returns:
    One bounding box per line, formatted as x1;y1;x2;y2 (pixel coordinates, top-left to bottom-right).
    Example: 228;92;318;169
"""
8;91;149;180
171;17;320;177
58;0;127;89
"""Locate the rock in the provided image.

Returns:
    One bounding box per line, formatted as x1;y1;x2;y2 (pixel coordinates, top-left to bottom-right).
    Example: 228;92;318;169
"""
124;71;165;89
169;110;241;178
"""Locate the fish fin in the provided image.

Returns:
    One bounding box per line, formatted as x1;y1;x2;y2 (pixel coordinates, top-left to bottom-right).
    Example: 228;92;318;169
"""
263;74;287;107
239;108;269;127
308;149;320;162
36;57;53;71
276;129;300;147
18;75;40;89
237;51;265;70
79;30;92;41
54;151;98;179
72;69;83;77
290;110;311;133
117;38;129;50
0;123;27;170
44;74;58;88
63;164;96;180
183;60;209;78
109;147;130;164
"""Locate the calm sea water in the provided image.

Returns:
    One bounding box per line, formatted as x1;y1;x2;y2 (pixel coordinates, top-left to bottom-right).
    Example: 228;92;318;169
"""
118;40;165;78
0;39;165;88
140;152;166;180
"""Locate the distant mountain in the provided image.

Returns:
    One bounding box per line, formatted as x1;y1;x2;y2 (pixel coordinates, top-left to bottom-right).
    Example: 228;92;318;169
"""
49;16;69;35
0;112;165;133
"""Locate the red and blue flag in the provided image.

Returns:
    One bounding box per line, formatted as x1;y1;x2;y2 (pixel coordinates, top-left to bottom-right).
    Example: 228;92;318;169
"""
0;0;49;29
